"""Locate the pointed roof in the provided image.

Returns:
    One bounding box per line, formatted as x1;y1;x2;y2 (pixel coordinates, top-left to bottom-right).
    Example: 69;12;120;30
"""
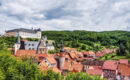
17;32;21;44
37;39;46;48
43;35;47;40
60;42;64;52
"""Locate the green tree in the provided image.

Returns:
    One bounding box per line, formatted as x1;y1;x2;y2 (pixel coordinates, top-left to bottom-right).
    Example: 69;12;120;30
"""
125;38;130;58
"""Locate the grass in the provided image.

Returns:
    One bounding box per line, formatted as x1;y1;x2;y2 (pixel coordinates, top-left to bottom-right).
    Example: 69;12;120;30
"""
112;56;128;60
99;52;117;61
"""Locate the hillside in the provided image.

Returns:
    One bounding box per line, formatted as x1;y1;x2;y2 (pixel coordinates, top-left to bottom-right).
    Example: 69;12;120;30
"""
42;30;130;58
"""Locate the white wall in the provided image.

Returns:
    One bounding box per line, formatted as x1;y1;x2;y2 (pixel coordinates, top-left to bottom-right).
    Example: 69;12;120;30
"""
19;31;41;39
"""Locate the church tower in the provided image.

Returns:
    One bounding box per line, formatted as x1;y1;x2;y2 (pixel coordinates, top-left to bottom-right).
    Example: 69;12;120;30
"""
14;32;21;55
36;35;48;54
59;42;65;70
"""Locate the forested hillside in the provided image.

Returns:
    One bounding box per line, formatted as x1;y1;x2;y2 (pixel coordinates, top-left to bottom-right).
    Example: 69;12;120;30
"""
42;30;130;58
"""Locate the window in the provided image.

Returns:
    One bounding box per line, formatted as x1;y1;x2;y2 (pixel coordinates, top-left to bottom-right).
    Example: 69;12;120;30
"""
29;48;31;50
32;44;34;46
29;44;31;46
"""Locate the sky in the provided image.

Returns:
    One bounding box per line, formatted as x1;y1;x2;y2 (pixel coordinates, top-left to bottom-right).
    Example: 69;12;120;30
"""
0;0;130;34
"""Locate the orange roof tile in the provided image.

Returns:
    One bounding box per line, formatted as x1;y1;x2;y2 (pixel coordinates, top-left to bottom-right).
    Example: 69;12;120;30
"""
16;50;36;58
39;61;48;67
63;60;71;70
103;61;118;70
82;51;95;55
69;63;83;72
65;55;71;60
118;64;130;76
86;65;102;76
37;54;48;57
68;52;76;59
86;69;102;76
22;39;28;42
95;51;104;57
119;59;128;65
46;56;57;64
38;66;48;71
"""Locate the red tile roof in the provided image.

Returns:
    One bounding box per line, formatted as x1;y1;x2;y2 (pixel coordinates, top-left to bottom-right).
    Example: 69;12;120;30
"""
86;69;102;76
82;51;95;55
16;50;36;58
46;56;57;64
68;52;76;59
69;63;83;72
118;64;130;76
119;59;128;65
38;66;48;71
76;52;83;57
22;39;28;42
95;51;104;57
65;55;71;60
63;60;71;70
39;61;48;67
103;61;118;70
37;54;48;57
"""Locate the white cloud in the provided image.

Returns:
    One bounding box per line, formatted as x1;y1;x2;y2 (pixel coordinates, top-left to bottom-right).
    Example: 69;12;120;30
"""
0;0;130;34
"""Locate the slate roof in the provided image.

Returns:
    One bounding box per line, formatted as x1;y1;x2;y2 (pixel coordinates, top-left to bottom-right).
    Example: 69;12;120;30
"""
6;28;41;33
82;60;104;66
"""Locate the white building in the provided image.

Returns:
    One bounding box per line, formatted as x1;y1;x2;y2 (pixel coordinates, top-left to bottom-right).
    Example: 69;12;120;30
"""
5;28;41;39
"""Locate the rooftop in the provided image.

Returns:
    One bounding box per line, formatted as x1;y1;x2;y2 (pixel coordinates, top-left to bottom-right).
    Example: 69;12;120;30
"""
118;64;130;76
15;50;36;58
6;28;41;33
119;59;129;65
103;60;118;70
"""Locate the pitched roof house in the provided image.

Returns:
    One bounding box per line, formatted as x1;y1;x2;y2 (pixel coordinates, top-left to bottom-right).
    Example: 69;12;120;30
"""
117;64;130;80
86;66;103;76
103;61;118;79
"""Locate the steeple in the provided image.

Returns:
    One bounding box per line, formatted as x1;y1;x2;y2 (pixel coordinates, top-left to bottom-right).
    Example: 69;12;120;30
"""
43;35;47;41
58;41;65;70
60;41;64;52
17;32;20;44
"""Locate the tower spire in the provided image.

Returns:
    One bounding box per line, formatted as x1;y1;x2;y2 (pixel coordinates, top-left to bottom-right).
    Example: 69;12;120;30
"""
17;32;20;44
60;41;64;52
43;35;47;41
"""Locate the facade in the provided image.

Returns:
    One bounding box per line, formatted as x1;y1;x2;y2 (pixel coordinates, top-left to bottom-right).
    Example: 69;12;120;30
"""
103;61;118;79
14;34;55;55
5;28;41;39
